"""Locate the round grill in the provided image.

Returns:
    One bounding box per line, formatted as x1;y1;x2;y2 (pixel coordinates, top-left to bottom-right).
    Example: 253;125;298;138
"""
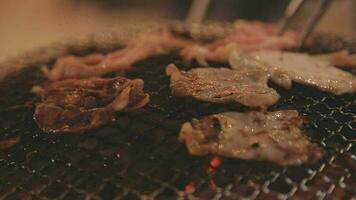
0;34;355;200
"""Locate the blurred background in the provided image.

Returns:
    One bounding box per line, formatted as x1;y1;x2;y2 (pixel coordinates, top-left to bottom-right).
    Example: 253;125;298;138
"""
0;0;355;61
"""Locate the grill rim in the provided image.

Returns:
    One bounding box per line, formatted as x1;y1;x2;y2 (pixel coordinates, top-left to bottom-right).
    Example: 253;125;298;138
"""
0;21;355;200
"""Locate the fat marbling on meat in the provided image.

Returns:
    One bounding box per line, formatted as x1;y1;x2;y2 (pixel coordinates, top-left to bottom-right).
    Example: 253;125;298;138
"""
179;110;323;165
229;50;356;95
166;64;280;108
34;77;149;134
43;30;191;81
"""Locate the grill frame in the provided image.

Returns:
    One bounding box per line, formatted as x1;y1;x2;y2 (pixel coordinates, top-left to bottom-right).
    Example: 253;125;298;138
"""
0;22;355;200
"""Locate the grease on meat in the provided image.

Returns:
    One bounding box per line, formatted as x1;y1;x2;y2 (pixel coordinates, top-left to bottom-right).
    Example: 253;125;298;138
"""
34;77;149;133
44;30;191;81
179;110;323;165
229;51;356;95
166;64;280;108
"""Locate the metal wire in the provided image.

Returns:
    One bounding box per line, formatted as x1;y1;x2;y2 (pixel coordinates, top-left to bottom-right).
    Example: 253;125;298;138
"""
0;42;355;200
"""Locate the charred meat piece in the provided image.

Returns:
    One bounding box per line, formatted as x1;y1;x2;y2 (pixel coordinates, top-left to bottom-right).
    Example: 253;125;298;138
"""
229;51;356;95
181;20;300;65
179;110;323;165
44;30;191;81
34;77;149;134
166;64;279;108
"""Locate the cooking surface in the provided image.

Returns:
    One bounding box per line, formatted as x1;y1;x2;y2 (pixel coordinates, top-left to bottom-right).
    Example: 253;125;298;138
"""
0;46;355;199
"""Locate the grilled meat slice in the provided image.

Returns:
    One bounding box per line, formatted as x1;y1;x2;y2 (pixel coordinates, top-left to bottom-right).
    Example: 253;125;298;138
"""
34;77;149;133
181;20;300;65
179;110;323;165
166;64;280;108
44;30;191;81
229;51;356;95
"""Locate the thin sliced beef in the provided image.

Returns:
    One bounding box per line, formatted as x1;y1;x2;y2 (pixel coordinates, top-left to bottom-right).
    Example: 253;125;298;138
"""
181;20;300;65
166;64;279;108
34;77;149;133
179;110;323;165
229;51;356;95
44;30;191;81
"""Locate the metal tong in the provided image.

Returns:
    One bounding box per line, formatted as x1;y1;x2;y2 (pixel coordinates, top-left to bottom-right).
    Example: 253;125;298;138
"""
185;0;211;26
278;0;333;48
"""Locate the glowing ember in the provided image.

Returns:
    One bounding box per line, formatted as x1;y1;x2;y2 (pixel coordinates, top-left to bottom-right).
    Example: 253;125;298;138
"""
184;182;196;193
207;156;222;173
0;137;20;149
210;156;222;168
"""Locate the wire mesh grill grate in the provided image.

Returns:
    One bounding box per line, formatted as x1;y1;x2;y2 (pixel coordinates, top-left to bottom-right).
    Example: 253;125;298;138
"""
0;48;355;200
